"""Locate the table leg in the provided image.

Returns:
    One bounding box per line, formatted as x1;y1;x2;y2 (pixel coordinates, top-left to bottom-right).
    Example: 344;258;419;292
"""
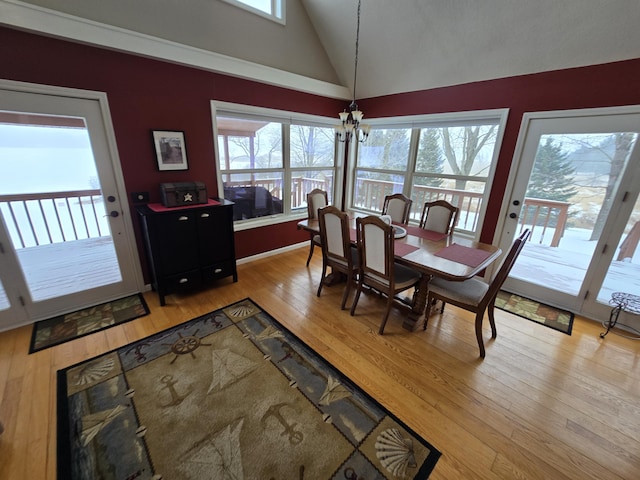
403;275;431;331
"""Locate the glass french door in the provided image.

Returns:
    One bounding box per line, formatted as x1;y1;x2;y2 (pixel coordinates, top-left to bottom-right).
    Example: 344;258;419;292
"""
0;82;142;331
497;106;640;322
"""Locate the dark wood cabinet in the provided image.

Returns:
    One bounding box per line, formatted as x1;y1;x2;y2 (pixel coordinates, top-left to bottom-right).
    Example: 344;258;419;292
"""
137;199;237;305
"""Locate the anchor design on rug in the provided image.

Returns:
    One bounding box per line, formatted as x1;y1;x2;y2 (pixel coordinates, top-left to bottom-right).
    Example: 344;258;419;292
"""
158;374;192;407
260;402;304;445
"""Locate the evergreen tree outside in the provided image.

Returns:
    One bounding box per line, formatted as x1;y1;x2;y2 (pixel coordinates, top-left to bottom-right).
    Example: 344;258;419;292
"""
526;136;577;202
414;128;444;187
525;136;577;227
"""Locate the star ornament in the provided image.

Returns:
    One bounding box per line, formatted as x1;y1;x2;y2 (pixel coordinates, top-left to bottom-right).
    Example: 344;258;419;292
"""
183;192;193;202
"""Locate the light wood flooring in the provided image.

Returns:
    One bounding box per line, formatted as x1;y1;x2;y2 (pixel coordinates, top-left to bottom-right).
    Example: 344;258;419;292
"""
1;246;639;479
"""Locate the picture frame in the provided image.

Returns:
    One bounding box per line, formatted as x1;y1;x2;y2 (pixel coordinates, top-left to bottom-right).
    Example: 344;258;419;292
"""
152;130;188;171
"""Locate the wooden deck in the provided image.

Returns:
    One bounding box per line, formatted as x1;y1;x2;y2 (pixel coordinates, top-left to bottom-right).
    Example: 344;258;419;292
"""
14;237;122;301
1;247;639;479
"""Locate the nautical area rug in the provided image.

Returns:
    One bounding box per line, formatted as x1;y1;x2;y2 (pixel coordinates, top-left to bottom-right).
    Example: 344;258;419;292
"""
496;290;574;335
56;298;441;479
30;293;149;353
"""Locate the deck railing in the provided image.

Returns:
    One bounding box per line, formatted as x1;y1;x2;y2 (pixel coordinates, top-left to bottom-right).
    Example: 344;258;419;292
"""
223;176;331;209
0;190;109;249
1;183;571;250
352;179;570;246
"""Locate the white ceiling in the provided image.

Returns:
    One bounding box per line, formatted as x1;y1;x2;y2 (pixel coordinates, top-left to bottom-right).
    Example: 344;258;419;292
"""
3;0;640;101
304;0;640;98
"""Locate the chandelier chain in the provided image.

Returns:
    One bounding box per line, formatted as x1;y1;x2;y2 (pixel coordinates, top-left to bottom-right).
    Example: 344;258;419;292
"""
352;0;361;105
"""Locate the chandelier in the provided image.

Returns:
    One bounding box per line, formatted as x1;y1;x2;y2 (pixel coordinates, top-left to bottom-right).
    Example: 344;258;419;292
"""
336;0;370;143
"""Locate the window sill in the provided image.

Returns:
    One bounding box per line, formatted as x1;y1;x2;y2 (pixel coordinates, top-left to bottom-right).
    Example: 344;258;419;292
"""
232;211;307;232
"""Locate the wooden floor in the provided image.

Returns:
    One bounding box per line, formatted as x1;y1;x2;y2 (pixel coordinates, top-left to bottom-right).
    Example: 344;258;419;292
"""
1;246;639;479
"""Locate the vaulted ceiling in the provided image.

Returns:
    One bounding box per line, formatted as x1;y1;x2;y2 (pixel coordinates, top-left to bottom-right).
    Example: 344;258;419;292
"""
3;0;640;101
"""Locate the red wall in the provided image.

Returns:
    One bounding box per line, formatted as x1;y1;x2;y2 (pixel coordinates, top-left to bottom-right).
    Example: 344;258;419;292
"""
0;26;340;275
3;25;640;274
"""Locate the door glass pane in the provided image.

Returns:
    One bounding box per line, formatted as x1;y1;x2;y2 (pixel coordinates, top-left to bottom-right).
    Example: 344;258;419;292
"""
598;195;640;303
0;116;122;301
511;132;638;295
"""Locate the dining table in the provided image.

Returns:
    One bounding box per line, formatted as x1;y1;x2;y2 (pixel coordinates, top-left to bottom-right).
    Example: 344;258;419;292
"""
298;217;502;331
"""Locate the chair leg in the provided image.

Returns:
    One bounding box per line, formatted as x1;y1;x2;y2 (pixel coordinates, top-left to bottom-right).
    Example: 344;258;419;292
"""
475;312;486;358
306;240;315;266
378;295;394;334
340;275;353;310
350;282;363;316
316;263;327;297
487;301;497;338
423;293;434;330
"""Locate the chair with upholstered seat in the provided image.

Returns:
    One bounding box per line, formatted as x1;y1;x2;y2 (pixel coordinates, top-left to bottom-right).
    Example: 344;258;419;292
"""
350;215;422;334
419;200;459;235
305;188;329;266
425;229;531;358
382;193;412;225
316;206;359;309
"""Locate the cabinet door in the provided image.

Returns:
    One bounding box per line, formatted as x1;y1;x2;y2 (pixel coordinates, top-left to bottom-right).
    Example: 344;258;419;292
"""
198;205;234;266
154;211;200;275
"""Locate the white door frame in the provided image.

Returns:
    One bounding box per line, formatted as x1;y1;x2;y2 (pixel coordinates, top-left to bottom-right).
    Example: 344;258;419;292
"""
0;79;144;331
493;104;640;320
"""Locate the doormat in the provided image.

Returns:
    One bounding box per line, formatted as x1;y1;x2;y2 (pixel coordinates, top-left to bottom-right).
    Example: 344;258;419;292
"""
57;298;441;479
29;293;149;353
495;290;574;335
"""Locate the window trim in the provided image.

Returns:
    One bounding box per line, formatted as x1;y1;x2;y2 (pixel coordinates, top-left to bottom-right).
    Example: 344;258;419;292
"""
210;101;342;231
221;0;286;24
347;109;509;238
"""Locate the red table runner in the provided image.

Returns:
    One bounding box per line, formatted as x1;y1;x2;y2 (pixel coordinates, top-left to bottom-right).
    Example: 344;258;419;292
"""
403;225;449;241
434;243;493;267
394;242;420;258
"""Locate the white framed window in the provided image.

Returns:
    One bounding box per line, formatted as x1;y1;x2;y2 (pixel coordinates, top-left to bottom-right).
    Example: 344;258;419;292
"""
211;102;339;228
350;109;509;236
222;0;285;23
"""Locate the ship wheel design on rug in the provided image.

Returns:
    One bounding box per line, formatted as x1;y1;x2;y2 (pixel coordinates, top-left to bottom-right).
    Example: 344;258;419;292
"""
163;329;212;364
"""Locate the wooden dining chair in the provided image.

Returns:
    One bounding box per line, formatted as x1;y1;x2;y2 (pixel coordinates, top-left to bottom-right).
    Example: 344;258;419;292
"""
381;193;413;225
316;206;359;309
419;200;459;235
305;188;329;266
350;215;422;334
425;229;531;358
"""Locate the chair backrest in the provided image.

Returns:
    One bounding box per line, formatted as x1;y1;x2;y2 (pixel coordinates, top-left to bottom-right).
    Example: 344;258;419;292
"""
484;229;531;305
382;193;412;224
420;200;460;235
318;205;351;265
356;215;395;286
307;189;328;220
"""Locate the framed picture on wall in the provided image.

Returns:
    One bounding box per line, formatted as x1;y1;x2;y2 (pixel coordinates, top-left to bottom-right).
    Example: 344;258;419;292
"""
152;130;188;171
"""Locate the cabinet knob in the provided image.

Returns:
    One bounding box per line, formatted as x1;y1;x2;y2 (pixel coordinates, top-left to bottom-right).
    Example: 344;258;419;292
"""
178;216;189;221
201;213;210;218
179;278;189;284
214;268;222;273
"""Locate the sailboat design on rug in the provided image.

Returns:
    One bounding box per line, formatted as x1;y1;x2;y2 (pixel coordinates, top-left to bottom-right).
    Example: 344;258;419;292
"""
319;376;352;406
178;419;245;479
80;404;128;447
208;348;258;393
